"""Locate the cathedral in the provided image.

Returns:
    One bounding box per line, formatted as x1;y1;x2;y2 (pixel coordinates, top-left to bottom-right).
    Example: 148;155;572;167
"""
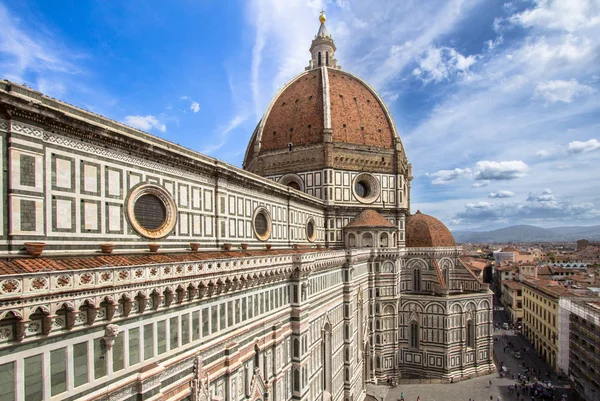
0;13;493;401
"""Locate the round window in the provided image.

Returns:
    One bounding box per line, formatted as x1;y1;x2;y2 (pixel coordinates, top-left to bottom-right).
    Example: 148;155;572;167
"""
278;173;304;192
134;194;167;230
352;173;381;204
253;208;272;241
126;184;177;239
306;219;316;242
355;181;370;198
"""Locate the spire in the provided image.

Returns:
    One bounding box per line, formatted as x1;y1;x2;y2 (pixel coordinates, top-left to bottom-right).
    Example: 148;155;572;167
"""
306;11;341;71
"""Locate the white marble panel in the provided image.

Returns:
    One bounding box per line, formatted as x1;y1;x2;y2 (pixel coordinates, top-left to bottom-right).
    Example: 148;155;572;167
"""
56;158;72;189
84;202;98;230
83;164;98;193
108;205;121;231
108;170;121;196
56;199;72;229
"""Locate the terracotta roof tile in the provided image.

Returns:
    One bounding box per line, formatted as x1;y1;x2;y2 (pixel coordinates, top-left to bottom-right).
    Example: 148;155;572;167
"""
345;210;395;229
406;211;455;248
0;249;326;276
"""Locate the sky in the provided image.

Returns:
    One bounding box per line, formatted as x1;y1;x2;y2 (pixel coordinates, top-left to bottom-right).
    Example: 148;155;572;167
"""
1;0;599;232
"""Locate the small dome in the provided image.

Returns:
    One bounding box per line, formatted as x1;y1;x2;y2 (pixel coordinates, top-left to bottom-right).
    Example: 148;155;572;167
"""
406;210;456;248
345;210;395;229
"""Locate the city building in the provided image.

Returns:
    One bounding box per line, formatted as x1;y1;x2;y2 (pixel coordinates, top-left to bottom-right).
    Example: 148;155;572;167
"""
522;278;594;373
0;13;493;401
501;282;523;326
565;299;600;401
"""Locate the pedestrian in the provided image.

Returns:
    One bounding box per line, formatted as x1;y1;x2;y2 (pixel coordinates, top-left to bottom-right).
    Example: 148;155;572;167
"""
489;379;492;387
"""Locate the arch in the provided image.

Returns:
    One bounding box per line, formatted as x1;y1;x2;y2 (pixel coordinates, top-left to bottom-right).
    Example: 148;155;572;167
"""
361;232;373;247
439;257;454;271
278;173;305;191
401;302;424;313
379;232;389;247
478;299;491;310
348;233;356;247
382;261;395;273
383;304;395;315
465;301;477;312
451;303;462;314
406;258;428;271
425;302;445;314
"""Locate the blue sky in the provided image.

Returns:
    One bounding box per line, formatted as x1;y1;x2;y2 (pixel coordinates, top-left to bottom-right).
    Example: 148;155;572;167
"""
1;0;599;231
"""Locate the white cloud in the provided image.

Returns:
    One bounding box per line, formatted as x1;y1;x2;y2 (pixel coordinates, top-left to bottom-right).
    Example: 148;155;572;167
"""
413;47;477;84
536;149;555;158
567;138;600;154
511;0;600;33
0;3;82;93
474;160;529;181
181;96;200;113
200;113;250;155
455;191;600;224
123;115;166;133
527;188;555;202
471;181;489;188
426;168;471;185
488;190;515;198
534;79;595;103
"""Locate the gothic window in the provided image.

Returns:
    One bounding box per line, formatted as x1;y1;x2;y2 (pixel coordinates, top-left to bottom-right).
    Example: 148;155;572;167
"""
413;269;421;291
318;52;322;67
293;368;300;392
466;320;475;348
322;324;332;394
410;321;419;349
254;344;260;371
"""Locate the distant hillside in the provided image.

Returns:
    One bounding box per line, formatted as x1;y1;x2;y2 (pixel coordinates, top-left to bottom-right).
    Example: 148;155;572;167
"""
452;224;600;243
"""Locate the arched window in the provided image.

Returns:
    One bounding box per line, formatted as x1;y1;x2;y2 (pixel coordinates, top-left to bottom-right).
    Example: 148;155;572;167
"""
380;233;388;247
318;52;322;67
254;344;260;371
466;320;475;348
348;233;356;247
322;323;332;393
326;51;330;66
293;368;300;392
410;321;419;349
362;233;373;247
413;269;421;291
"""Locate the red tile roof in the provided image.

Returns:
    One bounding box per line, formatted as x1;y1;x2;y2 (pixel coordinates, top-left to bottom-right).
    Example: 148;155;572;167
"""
345;210;396;229
406;211;456;248
0;248;325;276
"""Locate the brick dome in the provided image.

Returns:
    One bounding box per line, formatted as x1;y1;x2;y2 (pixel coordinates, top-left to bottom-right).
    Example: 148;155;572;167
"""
406;211;456;248
243;67;404;173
